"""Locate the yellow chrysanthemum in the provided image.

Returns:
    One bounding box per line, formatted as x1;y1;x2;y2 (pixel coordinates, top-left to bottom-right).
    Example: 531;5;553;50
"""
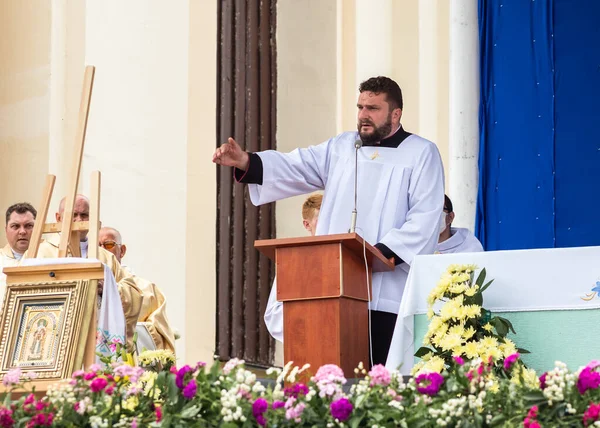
420;356;445;374
427;308;435;319
448;324;465;336
122;396;139;411
462;341;480;359
522;368;540;389
464;304;482;318
464;286;479;297
480;336;498;349
500;339;517;357
439;333;463;351
482;323;494;332
462;326;476;340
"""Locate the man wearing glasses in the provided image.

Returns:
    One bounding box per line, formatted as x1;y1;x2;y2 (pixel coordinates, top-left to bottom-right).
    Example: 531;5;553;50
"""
99;227;175;353
437;195;484;254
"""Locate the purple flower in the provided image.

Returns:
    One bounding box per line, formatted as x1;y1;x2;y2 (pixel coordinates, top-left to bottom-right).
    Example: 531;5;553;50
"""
113;365;144;384
503;353;520;371
415;372;444;396
284;383;309;398
90;377;108;393
272;400;285;409
330;397;353;422
0;406;14;428
182;379;197;399
252;398;269;426
176;365;194;389
539;372;548;390
578;367;600;394
453;356;465;366
368;364;391;387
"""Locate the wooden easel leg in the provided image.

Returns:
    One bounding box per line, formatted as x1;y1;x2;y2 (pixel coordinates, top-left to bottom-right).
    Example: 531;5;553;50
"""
26;175;56;259
83;296;98;369
88;171;101;260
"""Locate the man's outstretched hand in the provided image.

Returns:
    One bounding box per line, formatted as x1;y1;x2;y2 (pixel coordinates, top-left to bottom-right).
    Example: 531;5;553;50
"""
212;137;250;171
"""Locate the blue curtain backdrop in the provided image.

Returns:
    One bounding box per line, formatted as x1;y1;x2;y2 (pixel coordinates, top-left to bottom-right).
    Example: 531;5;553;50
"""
476;0;600;250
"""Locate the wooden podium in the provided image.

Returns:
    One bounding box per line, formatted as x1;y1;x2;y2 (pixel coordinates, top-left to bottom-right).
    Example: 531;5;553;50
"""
255;233;394;375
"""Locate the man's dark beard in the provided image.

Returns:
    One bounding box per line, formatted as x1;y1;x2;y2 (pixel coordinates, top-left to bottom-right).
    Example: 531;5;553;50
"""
357;113;393;144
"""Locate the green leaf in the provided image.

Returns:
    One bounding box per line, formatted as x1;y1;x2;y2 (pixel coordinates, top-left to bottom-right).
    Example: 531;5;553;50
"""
475;268;487;287
523;391;546;402
517;347;531;354
490;318;508;336
489;414;506;427
480;279;494;293
349;416;362;428
497;316;517;334
414;347;433;358
180;405;200;419
473;292;483;307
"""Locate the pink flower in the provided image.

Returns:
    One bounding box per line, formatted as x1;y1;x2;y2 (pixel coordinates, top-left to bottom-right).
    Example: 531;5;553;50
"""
503;353;520;371
176;365;194;389
105;385;115;395
114;365;144;383
109;343;117;353
252;398;269;426
415;372;444;396
312;364;345;383
330;397;353;422
23;394;35;406
368;364;391;387
84;372;97;381
584;402;600;426
155;405;163;422
88;363;102;372
453;356;465;366
90;377;108;393
131;418;138;428
0;406;14;428
578;367;600;394
72;370;85;379
284;383;309;398
196;361;206;369
272;400;285;409
182;379;197;399
222;358;244;375
26;413;53;427
284;399;306;423
2;368;21;387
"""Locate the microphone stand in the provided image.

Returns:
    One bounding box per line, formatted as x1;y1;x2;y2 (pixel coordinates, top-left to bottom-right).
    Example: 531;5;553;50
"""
349;140;362;233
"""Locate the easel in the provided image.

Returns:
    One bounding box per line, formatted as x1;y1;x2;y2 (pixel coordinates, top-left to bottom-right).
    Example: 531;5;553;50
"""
0;66;105;393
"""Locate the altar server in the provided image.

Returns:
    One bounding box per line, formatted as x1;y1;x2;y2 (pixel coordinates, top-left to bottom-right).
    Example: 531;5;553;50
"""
437;195;484;254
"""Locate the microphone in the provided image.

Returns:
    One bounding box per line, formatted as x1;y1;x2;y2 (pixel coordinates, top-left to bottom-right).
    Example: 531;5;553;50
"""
349;139;362;233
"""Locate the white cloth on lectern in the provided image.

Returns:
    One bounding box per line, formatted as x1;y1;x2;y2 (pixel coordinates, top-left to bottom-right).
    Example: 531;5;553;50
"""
248;131;445;314
20;257;126;363
264;278;283;342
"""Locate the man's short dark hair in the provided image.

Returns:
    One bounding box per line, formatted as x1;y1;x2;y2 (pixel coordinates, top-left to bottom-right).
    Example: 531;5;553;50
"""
5;203;37;225
358;76;403;110
444;195;453;213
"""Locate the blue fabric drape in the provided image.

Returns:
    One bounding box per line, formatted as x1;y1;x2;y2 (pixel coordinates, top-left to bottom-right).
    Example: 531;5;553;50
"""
476;0;600;250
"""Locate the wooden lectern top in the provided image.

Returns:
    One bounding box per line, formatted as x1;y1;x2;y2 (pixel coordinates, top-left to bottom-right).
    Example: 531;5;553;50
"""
254;232;395;273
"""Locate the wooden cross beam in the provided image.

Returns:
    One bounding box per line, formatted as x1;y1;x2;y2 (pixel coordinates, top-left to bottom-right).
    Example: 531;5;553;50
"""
27;66;101;259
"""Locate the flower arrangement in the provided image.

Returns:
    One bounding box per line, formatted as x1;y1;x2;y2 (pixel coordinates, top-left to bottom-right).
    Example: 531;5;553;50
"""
4;351;600;426
413;264;528;375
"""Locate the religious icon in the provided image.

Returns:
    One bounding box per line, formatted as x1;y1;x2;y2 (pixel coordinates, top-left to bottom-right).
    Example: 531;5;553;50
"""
28;318;48;360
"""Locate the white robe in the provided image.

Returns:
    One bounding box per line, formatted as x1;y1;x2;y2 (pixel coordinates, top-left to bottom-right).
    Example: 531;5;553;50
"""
436;227;484;254
264;278;283;342
250;130;445;314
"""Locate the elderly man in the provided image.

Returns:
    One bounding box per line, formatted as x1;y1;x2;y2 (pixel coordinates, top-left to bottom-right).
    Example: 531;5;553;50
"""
33;195;143;350
0;203;38;309
98;226;175;353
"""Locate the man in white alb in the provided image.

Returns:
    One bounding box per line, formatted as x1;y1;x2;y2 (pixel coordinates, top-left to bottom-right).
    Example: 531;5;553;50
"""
213;76;445;365
437;195;484;254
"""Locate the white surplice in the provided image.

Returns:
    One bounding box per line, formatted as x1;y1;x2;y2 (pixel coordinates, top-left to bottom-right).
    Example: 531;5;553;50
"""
264;278;283;342
436;227;484;254
250;130;445;314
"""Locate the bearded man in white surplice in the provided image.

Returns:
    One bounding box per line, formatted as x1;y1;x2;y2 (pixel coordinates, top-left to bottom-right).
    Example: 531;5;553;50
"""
0;203;38;311
437;195;484;254
213;76;445;365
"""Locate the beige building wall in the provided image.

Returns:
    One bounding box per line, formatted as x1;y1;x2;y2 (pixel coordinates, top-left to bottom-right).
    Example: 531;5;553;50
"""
0;1;51;229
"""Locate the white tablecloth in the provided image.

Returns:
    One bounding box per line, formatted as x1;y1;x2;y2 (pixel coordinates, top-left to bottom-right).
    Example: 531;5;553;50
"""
385;246;600;374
